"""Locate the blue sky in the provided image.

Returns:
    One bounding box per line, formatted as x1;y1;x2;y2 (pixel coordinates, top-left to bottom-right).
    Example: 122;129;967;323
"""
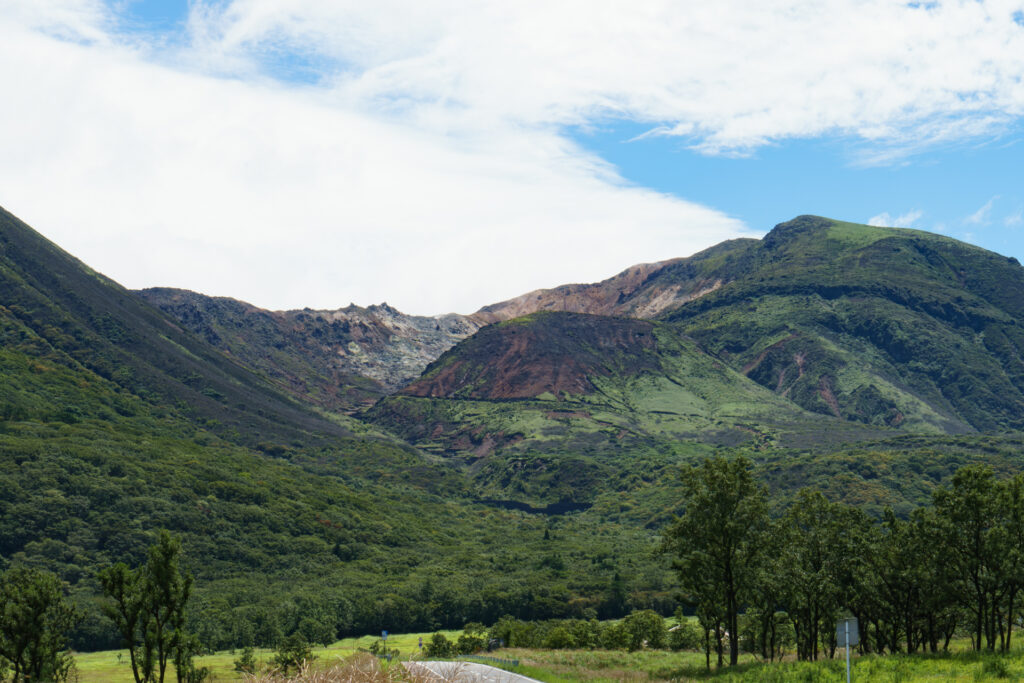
114;0;1024;249
118;0;189;32
1;1;1023;313
571;121;1024;254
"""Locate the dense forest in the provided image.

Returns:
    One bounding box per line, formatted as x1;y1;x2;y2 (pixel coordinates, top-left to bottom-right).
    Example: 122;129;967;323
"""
5;457;1024;681
7;208;1024;680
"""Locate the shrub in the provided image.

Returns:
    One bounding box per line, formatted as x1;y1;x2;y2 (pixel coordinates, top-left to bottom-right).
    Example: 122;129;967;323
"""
234;646;257;674
272;633;314;674
424;633;454;658
622;609;667;650
668;620;703;651
542;626;575;650
599;621;630;650
456;633;486;655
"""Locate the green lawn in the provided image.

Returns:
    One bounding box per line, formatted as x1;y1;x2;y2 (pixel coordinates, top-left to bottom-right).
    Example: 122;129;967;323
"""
72;631;1024;682
508;646;1024;682
72;630;461;682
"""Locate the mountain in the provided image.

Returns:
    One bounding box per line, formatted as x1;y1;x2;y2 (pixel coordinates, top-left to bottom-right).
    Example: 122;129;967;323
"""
136;288;484;412
139;214;1024;452
470;245;741;322
356;216;1024;511
133;239;758;412
7;203;1024;653
0;207;371;448
662;216;1024;433
368;310;884;455
0;205;674;648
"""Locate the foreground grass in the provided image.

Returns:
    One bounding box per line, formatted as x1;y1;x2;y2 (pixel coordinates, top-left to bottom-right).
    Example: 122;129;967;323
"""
73;631;460;682
75;633;1024;682
511;647;1024;682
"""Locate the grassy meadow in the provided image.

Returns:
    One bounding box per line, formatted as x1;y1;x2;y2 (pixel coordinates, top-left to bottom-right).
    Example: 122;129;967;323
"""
73;631;459;682
71;630;1024;682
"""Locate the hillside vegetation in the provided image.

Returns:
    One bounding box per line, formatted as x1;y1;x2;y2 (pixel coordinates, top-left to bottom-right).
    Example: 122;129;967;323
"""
5;206;1024;666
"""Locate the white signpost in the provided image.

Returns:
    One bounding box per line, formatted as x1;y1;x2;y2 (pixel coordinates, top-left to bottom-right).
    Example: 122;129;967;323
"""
836;617;859;683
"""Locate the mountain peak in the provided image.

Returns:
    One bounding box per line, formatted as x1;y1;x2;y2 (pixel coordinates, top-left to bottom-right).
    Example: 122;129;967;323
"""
762;215;836;249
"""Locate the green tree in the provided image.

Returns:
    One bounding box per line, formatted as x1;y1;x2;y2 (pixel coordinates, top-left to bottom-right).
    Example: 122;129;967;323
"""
424;633;454;658
98;562;146;683
272;634;313;674
932;466;1000;651
0;566;78;683
233;646;256;674
991;473;1024;652
777;490;864;661
661;456;769;666
621;609;667;651
745;518;791;662
98;531;196;683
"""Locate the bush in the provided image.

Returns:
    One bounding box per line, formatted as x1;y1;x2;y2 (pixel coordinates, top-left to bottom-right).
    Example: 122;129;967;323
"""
669;619;703;651
424;633;454;658
600;621;630;650
622;609;667;650
462;622;486;636
234;646;257;674
456;633;486;654
542;626;576;649
272;633;314;674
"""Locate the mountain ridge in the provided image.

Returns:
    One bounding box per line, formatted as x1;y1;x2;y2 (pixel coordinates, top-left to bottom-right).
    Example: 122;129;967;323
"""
8;205;1024;651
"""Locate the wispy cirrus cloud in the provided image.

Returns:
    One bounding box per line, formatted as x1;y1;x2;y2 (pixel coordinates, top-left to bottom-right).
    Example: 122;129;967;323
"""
869;210;924;228
966;196;1000;225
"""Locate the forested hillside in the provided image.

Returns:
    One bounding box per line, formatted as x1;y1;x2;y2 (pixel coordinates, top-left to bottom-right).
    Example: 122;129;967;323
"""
5;207;1024;661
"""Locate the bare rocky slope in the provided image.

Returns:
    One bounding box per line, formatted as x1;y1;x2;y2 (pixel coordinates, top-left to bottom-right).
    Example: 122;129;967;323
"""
136;288;486;412
142;216;1024;439
136;240;748;411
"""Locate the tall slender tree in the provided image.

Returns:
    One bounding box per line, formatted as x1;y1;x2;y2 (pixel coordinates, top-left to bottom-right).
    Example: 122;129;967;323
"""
661;456;768;666
932;466;1000;651
0;566;78;683
99;531;196;683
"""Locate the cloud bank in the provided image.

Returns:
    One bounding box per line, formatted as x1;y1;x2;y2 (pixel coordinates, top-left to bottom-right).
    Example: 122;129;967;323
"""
1;1;1023;312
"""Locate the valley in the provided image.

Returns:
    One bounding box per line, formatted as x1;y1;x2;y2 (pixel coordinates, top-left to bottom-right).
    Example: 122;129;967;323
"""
4;206;1024;673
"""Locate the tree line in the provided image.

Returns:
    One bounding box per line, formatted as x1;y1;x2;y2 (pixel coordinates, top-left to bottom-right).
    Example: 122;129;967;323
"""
9;457;1022;680
0;531;205;683
661;457;1024;669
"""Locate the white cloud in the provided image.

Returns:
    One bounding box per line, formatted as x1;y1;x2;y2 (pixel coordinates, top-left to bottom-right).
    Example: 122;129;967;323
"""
187;0;1024;153
0;11;749;314
868;210;924;228
1006;209;1024;226
3;1;1024;313
966;196;999;225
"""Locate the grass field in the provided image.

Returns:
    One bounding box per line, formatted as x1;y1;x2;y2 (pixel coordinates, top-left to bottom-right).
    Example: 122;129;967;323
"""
73;631;460;682
72;631;1024;682
507;647;1024;681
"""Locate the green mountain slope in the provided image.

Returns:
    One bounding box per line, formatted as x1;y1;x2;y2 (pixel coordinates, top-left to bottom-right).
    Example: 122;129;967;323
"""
366;311;890;505
0;206;360;447
662;216;1024;433
7;204;1024;655
0;207;677;648
364;216;1024;505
